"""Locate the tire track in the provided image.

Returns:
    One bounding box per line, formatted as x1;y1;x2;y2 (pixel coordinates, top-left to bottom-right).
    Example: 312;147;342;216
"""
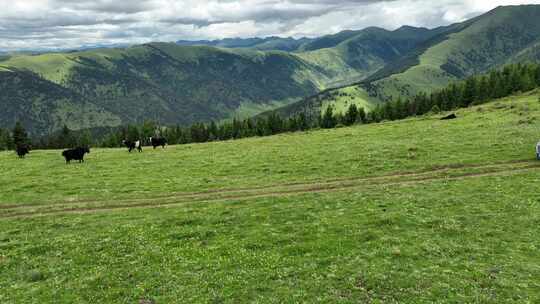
0;159;535;211
2;162;539;220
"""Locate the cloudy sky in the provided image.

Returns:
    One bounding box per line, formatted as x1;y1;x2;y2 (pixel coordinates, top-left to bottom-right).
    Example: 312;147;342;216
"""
1;0;539;51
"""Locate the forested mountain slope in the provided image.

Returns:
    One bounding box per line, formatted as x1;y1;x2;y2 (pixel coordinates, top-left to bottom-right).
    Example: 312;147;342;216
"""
269;5;540;118
369;4;540;101
0;44;328;134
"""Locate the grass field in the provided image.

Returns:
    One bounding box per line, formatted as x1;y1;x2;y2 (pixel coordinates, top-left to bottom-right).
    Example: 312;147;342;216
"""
320;85;380;114
1;91;540;303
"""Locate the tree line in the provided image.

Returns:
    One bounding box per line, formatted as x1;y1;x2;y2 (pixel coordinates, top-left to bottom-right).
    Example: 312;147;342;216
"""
365;63;540;123
0;122;29;150
1;63;539;151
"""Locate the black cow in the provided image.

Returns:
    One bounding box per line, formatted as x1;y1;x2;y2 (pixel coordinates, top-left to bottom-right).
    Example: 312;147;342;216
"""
123;140;142;153
150;137;167;149
62;147;90;164
16;145;30;158
441;113;457;120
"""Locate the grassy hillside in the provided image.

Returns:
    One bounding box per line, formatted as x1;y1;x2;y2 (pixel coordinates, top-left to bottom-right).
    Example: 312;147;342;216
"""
0;70;121;133
262;83;381;119
1;91;539;302
297;26;442;87
0;44;334;134
262;25;466;117
371;5;540;101
276;5;540;116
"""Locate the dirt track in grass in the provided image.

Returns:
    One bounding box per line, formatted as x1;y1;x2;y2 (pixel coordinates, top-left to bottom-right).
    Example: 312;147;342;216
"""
1;160;539;219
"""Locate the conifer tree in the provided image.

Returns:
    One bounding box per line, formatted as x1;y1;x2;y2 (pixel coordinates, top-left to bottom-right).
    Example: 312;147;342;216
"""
267;113;283;134
12;121;29;147
59;124;77;148
358;107;367;123
208;121;218;141
0;128;10;150
297;112;310;131
78;130;92;147
125;125;140;142
343;104;359;126
393;97;405;120
141;121;157;140
320;106;337;128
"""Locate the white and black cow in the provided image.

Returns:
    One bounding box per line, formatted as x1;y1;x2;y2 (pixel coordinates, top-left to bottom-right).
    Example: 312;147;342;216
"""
123;140;143;153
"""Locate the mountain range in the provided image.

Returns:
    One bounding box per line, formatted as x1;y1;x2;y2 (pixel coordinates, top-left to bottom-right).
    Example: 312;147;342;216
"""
270;5;540;118
1;4;539;135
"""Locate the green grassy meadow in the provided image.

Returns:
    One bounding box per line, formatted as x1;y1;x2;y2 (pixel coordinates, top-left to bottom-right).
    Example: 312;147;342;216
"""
1;91;540;303
320;85;380;114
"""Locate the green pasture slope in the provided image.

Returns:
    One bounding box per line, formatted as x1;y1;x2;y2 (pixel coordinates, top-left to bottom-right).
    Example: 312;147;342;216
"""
1;91;540;303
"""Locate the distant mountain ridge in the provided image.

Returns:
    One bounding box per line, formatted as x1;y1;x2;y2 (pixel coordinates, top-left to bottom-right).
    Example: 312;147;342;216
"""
176;37;314;52
263;4;540;118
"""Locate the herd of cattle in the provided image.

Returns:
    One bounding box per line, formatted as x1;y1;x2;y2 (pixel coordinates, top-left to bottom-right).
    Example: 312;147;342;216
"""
14;137;168;163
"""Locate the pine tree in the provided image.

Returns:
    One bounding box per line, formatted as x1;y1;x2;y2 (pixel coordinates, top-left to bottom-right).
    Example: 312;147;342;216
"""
358;107;367;123
180;126;192;144
382;101;394;120
12;121;29;147
219;122;233;140
535;65;540;86
320;106;336;129
230;118;242;139
297;112;310;131
393;97;405;120
126;125;140;142
173;125;184;144
520;71;535;92
267;113;283;134
254;118;268;136
243;119;256;137
59;124;77;148
287;116;299;132
343;104;359;126
506;66;521;94
369;105;382;123
0;128;9;150
208;121;218;141
190;123;209;143
102;132;119;148
141;120;157;140
477;76;490;102
78;130;92;147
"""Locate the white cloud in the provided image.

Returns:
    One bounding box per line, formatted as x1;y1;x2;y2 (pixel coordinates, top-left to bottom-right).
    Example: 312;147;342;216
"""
0;0;539;51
